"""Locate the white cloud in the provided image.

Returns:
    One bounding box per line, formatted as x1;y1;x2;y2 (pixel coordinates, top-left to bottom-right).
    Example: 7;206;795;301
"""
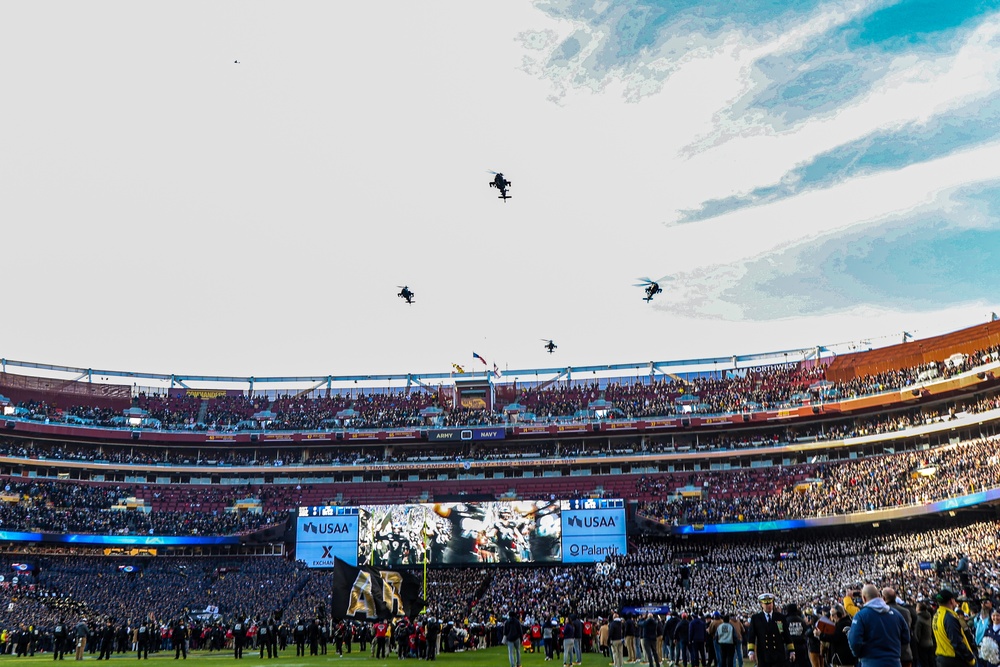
664;139;1000;276
672;15;1000;219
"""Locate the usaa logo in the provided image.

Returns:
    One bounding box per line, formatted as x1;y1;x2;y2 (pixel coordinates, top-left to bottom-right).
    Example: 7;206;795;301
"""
568;515;617;529
303;521;350;535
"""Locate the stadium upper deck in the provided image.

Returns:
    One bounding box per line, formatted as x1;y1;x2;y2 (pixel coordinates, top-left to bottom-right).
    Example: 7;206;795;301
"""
0;321;996;515
2;320;999;444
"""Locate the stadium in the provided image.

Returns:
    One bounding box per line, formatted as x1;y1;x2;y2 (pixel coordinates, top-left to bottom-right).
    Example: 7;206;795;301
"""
0;318;997;659
7;0;1000;665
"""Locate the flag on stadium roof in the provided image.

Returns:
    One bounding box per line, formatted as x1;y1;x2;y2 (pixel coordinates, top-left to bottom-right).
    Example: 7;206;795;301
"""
472;351;487;365
452;364;466;374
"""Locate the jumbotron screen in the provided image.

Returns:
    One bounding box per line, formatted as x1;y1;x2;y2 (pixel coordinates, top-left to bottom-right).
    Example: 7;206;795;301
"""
296;499;625;568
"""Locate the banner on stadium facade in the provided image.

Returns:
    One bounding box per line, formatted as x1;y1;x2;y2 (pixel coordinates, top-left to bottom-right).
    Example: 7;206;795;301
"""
168;388;243;399
426;430;462;442
602;422;637;431
471;427;504;440
330;557;425;621
622;605;671;616
385;430;420;440
426;428;505;442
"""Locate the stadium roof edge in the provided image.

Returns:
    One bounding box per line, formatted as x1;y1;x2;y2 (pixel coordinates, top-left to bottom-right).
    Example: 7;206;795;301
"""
0;346;822;387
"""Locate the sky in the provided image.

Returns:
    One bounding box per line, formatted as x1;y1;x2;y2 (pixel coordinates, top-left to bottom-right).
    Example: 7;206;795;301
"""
2;0;999;382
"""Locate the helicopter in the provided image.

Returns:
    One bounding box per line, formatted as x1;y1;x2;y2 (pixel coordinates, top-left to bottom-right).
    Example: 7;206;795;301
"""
634;277;667;303
397;286;415;304
541;339;557;354
488;171;511;202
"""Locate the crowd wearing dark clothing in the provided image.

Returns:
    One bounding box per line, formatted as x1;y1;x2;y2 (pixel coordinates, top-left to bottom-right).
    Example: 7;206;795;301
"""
0;512;995;667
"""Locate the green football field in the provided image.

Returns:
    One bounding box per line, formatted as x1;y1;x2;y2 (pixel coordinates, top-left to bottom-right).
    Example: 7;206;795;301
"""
0;648;614;666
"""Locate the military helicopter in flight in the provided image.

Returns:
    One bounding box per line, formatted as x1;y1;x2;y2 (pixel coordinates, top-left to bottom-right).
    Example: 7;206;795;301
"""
634;277;668;303
488;171;511;202
541;339;557;354
397;286;415;304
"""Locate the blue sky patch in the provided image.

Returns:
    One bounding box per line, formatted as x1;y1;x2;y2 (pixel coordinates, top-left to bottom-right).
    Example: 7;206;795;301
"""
846;0;1000;50
714;185;1000;319
678;93;1000;224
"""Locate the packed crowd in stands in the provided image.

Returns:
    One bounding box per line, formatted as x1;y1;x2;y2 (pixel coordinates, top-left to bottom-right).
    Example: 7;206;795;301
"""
370;514;994;628
136;394;203;428
0;515;995;652
1;348;999;540
0;479;287;536
637;435;1000;525
267;393;440;431
0;501;283;537
438;408;506;427
528;364;827;419
0;426;996;536
0;556;308;634
512;343;997;419
3;388;1000;475
4;335;1000;657
0;439;405;467
4;343;998;432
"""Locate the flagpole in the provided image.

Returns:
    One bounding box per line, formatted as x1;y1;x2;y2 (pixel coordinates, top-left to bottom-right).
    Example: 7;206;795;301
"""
422;507;428;601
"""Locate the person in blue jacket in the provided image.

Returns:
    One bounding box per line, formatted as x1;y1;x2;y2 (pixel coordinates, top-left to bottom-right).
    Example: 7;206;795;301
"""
848;585;911;667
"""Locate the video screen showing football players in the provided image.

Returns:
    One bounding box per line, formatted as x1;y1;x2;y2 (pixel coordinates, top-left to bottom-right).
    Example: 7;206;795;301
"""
358;501;561;566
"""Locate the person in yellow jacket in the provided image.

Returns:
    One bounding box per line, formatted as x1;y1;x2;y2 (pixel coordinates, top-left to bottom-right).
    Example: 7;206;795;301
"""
843;589;862;618
933;589;976;667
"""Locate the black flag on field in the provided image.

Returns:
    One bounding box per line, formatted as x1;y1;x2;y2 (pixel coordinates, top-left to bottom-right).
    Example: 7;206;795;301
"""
330;557;425;620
